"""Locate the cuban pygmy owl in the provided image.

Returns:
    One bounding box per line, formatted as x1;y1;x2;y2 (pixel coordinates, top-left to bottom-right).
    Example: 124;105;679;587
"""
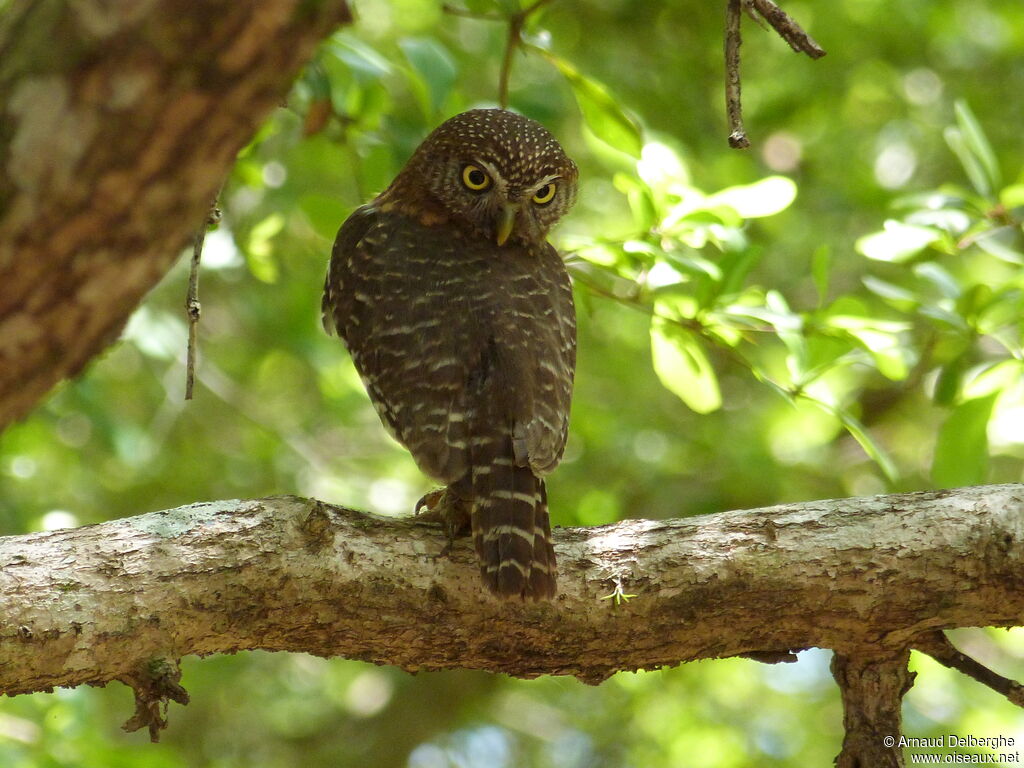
322;109;578;600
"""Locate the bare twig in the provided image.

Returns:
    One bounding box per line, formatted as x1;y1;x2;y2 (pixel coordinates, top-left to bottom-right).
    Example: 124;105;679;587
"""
723;0;825;148
184;195;222;401
447;0;556;108
915;631;1024;707
724;0;749;148
749;0;826;58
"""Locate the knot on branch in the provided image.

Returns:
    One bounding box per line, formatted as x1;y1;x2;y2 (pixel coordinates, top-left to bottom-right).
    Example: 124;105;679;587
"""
121;657;190;743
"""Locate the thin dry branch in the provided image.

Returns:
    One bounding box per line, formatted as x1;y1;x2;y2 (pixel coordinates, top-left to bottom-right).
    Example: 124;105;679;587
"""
445;0;556;108
725;0;749;148
722;0;825;147
749;0;826;58
184;195;221;401
915;631;1024;708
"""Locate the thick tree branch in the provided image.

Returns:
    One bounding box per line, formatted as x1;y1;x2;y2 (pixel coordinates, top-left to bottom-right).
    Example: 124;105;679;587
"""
3;484;1024;709
0;0;352;430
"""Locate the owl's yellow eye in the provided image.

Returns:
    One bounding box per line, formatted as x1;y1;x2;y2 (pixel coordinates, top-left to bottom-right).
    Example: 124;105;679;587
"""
532;183;557;205
461;165;491;191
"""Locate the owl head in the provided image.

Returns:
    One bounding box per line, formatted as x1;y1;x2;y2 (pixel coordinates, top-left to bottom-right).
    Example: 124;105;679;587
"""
396;109;578;246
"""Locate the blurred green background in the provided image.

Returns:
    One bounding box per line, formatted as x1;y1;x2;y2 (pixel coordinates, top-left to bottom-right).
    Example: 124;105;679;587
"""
3;0;1024;765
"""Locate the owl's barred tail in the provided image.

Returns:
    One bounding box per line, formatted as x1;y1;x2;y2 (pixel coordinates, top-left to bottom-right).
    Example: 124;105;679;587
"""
470;439;557;600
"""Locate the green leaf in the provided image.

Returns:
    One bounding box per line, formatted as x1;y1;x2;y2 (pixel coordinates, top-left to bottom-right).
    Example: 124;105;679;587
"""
862;275;918;307
329;36;393;83
705;176;797;218
855;220;941;262
973;226;1024;265
717;247;761;298
613;173;658;231
933;355;967;407
1000;184;1024;208
812;245;830;305
952;100;1001;197
913;262;961;299
400;37;457;118
808;400;898;485
246;213;285;283
539;50;643;157
650;321;721;413
932;393;998;488
962;359;1023;400
301;59;332;101
299;195;349;241
846;328;910;381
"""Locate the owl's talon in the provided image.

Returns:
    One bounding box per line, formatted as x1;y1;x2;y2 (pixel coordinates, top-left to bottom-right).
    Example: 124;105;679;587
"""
414;488;447;521
415;487;471;542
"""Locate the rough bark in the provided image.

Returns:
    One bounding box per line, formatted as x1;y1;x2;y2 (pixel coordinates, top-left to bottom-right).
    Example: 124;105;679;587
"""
2;484;1022;699
0;0;352;430
833;651;915;768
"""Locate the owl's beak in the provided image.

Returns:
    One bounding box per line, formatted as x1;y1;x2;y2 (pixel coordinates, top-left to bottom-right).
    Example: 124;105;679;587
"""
496;203;518;246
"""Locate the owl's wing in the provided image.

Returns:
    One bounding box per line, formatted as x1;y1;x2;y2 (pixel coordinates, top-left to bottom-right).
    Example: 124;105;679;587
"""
323;207;473;484
513;243;576;477
322;204;376;337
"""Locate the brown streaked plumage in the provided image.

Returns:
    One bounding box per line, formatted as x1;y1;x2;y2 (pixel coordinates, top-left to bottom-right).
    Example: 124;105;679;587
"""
322;109;577;600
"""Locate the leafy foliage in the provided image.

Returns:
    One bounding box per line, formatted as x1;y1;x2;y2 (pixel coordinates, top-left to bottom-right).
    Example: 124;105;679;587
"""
3;0;1024;765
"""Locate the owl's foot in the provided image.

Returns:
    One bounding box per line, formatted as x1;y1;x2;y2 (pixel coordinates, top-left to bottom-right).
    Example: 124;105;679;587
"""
415;486;472;553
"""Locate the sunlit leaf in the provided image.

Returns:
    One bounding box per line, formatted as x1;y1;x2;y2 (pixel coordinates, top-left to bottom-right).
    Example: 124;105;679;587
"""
932;393;998;488
664;251;722;281
1000;184;1024;208
855;220;941;262
962;359;1024;400
806;399;898;484
539;51;643;157
246;214;285;283
913;262;961;299
823;297;910;333
613;173;659;231
862;275;918;307
650;321;721;413
705;176;797;218
847;328;910;380
329;36;393;82
654;294;698;321
953;100;1000;197
637;142;689;188
973;226;1024;265
977;290;1022;335
904;207;971;235
892;191;969;211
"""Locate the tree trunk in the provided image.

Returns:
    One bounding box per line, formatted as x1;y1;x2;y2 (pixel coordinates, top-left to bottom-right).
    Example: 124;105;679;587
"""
0;0;351;429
